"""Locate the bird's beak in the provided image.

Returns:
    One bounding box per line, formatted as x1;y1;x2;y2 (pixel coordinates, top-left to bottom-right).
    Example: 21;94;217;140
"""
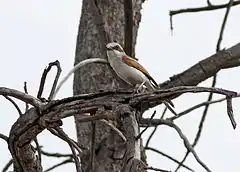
106;47;113;50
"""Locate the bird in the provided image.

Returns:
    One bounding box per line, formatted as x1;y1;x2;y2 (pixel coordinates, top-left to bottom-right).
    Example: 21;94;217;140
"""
106;42;158;91
106;42;176;111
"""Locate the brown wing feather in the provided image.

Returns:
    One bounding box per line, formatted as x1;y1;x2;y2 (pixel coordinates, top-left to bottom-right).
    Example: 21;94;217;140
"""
122;55;158;87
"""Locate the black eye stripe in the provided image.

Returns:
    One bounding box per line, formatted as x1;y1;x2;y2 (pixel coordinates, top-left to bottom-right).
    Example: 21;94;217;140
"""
113;45;123;52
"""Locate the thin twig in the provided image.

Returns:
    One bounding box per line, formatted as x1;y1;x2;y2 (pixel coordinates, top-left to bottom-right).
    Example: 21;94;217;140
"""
68;142;81;172
3;96;22;116
49;127;83;154
34;138;42;164
100;119;127;142
2;159;13;172
140;119;212;172
40;149;73;158
44;158;73;172
48;61;62;100
226;96;236;128
0;87;43;108
216;0;234;51
160;107;168;119
207;0;212;6
175;76;217;172
168;97;226;121
146;166;171;172
136;111;156;140
0;133;8;143
175;1;235;170
163;120;212;172
37;60;62;100
52;58;108;99
24;81;29;111
145;147;194;172
163;101;178;116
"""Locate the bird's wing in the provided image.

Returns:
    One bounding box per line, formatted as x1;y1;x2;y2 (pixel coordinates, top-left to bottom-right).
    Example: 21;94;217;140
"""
122;55;158;87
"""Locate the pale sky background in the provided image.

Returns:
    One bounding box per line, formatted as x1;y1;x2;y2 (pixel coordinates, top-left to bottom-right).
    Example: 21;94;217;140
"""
0;0;240;172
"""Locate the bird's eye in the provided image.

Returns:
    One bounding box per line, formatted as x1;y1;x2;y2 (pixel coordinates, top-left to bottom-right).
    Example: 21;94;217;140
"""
113;45;123;52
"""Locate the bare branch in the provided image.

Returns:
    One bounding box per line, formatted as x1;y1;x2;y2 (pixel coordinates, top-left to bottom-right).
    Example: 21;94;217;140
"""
2;159;13;172
145;147;194;172
68;142;81;172
216;0;234;51
160;43;240;89
34;138;42;164
168;97;226;121
141;119;212;172
48;61;62;100
0;133;8;143
176;77;216;172
44;158;73;172
40;149;73;158
136;111;156;140
176;1;235;170
0;87;43;108
37;60;62;100
3;96;22;116
49;127;83;154
146;166;171;172
24;81;29;111
130;86;237;109
227;96;236;128
100;119;127;143
52;58;108;99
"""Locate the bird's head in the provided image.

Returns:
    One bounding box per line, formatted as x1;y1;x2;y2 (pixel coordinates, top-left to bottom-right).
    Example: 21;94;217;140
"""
106;42;125;54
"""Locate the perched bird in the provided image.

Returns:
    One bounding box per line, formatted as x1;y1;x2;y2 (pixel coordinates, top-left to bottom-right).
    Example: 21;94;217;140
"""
106;42;158;91
106;42;176;110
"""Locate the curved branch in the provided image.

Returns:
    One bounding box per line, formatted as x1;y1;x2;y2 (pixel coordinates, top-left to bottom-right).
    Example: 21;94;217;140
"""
52;58;108;99
4;85;238;171
0;133;8;143
0;87;43;108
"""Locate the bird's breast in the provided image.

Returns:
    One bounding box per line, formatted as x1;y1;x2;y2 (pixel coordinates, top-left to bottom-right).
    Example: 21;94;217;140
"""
107;53;147;85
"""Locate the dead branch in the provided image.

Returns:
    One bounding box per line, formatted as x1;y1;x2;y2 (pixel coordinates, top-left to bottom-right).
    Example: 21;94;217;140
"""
1;84;238;171
141;119;212;172
37;60;62;101
145;107;167;148
0;87;43;108
146;166;171;172
52;58;108;99
2;159;13;172
175;1;235;170
0;133;8;143
160;43;240;89
44;158;73;172
168;97;226;121
145;147;193;172
3;96;22;116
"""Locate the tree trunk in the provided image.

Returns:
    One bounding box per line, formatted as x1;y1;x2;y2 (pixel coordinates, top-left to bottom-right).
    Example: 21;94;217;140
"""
73;0;144;171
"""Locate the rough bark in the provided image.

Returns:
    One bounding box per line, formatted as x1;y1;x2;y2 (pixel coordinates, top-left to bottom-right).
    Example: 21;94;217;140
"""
73;0;143;171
